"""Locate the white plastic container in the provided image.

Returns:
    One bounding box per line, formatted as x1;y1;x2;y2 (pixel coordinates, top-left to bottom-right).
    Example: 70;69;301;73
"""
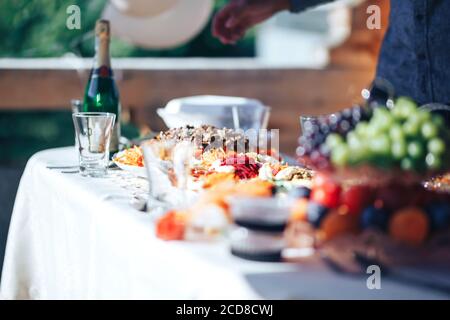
157;95;271;130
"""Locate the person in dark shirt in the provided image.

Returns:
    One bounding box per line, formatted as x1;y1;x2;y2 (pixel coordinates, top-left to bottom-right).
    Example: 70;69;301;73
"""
212;0;450;106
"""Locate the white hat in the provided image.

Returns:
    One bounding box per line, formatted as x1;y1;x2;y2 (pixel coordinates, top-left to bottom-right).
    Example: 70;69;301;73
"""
102;0;214;49
109;0;179;18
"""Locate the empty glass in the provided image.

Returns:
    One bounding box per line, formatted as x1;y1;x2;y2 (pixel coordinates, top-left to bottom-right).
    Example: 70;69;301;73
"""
71;99;82;113
72;112;116;177
71;99;83;147
172;141;195;190
299;115;321;136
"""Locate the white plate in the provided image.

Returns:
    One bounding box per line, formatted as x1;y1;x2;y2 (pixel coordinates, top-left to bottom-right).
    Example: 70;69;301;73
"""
158;95;271;130
164;95;266;115
113;151;147;178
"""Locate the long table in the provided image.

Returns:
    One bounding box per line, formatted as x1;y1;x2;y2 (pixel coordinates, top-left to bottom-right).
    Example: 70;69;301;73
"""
1;147;448;300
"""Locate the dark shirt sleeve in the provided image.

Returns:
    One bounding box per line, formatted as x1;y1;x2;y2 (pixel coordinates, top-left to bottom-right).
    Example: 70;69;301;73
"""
289;0;336;13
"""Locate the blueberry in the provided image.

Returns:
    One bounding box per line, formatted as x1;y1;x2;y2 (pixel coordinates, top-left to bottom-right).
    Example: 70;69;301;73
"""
342;108;353;119
320;123;331;135
351;106;363;123
289;186;311;199
298;136;308;145
338;120;351;134
296;146;307;157
361;206;390;231
307;202;328;228
426;202;450;231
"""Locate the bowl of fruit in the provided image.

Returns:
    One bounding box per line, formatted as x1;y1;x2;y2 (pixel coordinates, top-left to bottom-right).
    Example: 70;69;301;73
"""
291;97;450;267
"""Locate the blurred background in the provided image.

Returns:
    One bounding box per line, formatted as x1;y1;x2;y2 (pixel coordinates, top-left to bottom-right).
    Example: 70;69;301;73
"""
0;0;388;275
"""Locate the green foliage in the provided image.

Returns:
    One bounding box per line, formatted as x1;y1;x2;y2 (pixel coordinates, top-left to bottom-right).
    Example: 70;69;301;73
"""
0;111;140;165
0;0;255;58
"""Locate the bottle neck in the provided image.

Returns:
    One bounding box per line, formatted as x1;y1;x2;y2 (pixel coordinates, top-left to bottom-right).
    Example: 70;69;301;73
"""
94;35;111;69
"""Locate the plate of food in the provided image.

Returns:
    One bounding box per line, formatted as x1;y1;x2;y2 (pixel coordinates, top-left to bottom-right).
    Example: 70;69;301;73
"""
144;125;314;241
113;146;147;178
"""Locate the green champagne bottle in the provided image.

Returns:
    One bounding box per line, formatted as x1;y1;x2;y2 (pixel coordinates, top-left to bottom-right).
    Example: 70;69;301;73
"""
83;19;121;155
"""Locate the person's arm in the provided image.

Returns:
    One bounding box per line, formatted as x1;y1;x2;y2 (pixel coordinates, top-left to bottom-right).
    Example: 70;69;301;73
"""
212;0;290;44
212;0;336;44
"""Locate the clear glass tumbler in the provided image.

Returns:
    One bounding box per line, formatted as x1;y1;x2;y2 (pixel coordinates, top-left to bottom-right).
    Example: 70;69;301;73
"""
71;99;83;147
299;115;321;136
72;112;116;177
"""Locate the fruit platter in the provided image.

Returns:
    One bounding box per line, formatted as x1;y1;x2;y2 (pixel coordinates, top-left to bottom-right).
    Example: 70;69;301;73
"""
288;97;450;266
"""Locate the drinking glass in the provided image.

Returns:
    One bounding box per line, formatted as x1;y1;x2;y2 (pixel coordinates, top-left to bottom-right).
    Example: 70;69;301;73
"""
72;112;116;177
71;99;83;147
172;141;195;190
299;115;321;136
71;99;82;113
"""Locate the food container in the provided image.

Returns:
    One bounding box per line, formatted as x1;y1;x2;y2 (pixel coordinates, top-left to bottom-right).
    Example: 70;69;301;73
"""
157;95;271;130
228;197;293;262
230;227;286;262
228;197;293;229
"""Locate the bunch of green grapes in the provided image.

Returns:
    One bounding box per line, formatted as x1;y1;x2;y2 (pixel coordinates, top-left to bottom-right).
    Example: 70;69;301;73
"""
327;97;450;172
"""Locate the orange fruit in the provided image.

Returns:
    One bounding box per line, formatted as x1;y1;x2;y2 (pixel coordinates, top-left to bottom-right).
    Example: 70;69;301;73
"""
319;208;359;241
389;207;429;246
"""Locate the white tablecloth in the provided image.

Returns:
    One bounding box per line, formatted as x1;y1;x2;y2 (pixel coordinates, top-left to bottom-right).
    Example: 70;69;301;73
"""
1;147;449;300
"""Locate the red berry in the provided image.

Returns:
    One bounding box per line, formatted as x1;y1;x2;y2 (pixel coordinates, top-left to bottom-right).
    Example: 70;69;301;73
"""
311;186;341;208
323;181;341;196
341;185;373;216
311;173;341;208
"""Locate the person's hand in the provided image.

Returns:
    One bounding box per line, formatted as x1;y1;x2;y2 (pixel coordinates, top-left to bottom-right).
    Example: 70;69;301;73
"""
212;0;290;44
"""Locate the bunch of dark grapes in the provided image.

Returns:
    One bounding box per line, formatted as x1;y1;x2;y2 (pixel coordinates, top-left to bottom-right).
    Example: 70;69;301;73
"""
297;105;372;169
